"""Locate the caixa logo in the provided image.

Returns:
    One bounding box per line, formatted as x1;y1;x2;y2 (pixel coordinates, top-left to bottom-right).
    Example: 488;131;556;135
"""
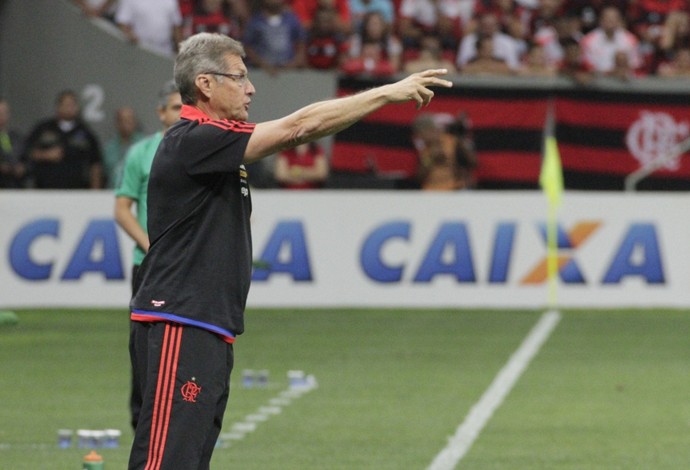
9;218;124;280
250;219;665;285
252;221;313;282
360;220;664;284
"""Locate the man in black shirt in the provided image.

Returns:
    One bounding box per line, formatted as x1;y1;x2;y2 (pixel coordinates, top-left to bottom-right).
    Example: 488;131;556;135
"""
24;90;103;189
128;32;452;469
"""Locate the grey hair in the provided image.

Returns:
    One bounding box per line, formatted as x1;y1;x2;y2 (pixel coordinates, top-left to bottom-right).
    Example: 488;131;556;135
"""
174;33;245;105
157;79;179;109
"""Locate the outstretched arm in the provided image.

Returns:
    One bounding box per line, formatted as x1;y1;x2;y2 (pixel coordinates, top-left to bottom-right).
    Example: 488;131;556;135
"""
244;69;453;162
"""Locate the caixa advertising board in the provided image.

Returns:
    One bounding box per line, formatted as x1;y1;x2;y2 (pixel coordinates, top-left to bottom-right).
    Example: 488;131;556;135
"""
0;191;687;309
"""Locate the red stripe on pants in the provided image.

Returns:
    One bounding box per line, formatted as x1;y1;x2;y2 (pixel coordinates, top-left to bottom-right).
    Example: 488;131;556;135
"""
145;324;182;470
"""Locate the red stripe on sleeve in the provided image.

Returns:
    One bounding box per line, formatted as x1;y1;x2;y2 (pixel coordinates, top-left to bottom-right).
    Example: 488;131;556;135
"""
200;119;256;133
181;105;256;133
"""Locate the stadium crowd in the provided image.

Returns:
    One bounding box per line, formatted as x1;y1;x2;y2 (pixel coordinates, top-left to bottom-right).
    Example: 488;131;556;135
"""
75;0;690;79
2;0;690;191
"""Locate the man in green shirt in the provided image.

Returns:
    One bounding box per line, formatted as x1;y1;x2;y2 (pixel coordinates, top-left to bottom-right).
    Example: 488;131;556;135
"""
115;80;182;290
114;80;181;430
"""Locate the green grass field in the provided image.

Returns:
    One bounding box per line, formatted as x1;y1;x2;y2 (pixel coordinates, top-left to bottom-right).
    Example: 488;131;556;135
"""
1;308;689;469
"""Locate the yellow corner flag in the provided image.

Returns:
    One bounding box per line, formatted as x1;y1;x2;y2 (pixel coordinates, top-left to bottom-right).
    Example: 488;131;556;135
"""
540;136;564;208
540;135;564;310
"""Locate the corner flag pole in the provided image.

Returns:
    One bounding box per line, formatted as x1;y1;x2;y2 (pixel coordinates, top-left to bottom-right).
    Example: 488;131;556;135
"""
540;102;563;310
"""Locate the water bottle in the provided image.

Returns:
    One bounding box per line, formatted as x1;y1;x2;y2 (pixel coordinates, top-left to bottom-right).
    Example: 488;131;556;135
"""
242;369;256;388
57;429;73;448
82;450;104;470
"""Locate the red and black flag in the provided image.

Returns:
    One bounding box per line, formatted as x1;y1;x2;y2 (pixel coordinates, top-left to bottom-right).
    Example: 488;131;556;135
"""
331;76;550;189
555;88;690;191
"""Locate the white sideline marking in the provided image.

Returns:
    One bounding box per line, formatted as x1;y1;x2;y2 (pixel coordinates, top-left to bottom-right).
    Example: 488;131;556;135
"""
0;376;319;451
427;310;562;470
220;374;318;447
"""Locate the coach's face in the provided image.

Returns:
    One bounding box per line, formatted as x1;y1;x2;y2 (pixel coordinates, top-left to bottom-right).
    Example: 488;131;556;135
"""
207;53;255;122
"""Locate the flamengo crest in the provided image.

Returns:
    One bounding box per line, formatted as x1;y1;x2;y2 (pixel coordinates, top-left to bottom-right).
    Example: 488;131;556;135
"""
181;379;202;402
626;111;689;171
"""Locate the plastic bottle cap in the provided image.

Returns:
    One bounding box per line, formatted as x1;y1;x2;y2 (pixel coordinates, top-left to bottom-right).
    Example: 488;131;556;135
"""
83;450;103;462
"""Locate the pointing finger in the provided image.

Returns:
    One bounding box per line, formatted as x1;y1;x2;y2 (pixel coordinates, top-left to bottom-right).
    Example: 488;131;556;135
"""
420;68;449;77
417;70;453;88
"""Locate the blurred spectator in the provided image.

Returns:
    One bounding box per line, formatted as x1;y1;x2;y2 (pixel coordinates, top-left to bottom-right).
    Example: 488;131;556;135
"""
626;0;686;74
397;0;465;50
103;106;145;189
608;50;637;80
537;10;585;65
184;0;248;39
460;35;515;75
115;0;183;56
292;0;352;34
657;47;690;77
306;7;350;69
474;0;533;58
404;33;458;73
457;12;522;71
348;0;396;31
580;6;642;76
179;0;195;18
517;41;557;76
528;0;562;33
473;0;533;36
529;0;565;66
562;0;629;35
0;99;27;189
420;146;462;190
659;10;690;57
555;9;585;44
243;0;307;75
24;90;103;189
73;0;118;20
558;37;593;84
412;112;476;190
342;10;402;75
274;142;329;189
630;0;685;47
446;111;477;189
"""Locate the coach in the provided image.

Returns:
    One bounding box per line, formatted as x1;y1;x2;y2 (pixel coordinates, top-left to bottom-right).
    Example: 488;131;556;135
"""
127;32;451;469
